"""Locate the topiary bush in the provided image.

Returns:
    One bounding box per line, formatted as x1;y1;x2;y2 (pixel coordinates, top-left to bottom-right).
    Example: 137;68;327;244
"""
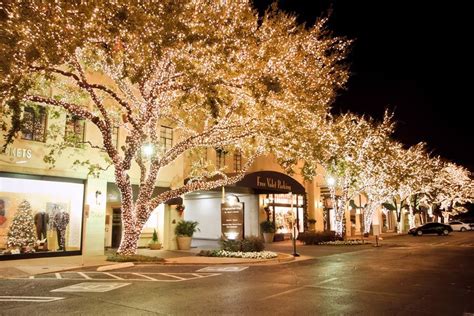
241;236;265;252
219;235;265;252
297;231;342;245
219;238;241;252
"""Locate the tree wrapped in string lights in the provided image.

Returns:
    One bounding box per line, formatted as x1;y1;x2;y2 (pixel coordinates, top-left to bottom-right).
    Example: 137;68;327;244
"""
311;112;395;237
382;142;435;232
428;162;474;221
0;1;350;254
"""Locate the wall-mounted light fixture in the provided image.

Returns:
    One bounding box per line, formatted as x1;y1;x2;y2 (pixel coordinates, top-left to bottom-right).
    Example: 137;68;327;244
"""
95;190;102;205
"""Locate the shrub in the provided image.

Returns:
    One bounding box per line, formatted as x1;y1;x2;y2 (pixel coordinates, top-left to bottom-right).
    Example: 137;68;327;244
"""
297;231;342;245
219;238;241;252
241;236;265;252
219;235;265;252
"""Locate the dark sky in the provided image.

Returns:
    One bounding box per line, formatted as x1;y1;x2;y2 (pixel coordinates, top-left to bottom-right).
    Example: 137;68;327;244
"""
254;0;473;171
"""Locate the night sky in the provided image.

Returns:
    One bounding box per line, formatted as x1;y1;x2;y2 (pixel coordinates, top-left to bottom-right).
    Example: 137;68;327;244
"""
254;0;473;171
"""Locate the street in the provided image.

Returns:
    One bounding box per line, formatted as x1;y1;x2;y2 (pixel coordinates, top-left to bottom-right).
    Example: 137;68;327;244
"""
1;232;474;315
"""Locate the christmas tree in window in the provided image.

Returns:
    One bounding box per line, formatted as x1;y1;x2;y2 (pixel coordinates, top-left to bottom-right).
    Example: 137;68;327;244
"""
7;200;37;250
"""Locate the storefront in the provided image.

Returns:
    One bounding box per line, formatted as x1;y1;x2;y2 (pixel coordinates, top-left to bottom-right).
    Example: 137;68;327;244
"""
184;171;307;241
0;172;85;260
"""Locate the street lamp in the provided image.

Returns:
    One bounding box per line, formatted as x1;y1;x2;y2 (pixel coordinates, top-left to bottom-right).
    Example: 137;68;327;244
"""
327;176;336;186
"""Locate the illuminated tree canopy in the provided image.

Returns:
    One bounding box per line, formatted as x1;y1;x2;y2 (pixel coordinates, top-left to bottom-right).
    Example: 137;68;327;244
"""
0;1;350;254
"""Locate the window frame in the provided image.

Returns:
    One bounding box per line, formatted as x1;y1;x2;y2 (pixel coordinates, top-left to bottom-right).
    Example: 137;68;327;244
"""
64;114;86;147
160;125;173;152
21;106;47;142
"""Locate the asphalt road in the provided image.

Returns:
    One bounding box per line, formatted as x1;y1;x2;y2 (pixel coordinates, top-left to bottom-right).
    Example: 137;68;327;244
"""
1;232;473;315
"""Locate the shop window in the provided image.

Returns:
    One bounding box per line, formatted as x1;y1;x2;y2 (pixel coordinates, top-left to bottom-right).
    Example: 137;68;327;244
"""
160;126;173;152
0;174;84;258
65;114;85;147
234;150;242;172
22;106;47;142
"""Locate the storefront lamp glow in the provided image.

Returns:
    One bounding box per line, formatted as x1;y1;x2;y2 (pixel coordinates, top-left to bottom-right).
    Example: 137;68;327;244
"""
327;176;336;186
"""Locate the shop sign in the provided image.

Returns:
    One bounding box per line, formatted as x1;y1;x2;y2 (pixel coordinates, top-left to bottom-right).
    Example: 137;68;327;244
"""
256;176;292;191
221;201;244;240
1;146;33;162
236;171;305;194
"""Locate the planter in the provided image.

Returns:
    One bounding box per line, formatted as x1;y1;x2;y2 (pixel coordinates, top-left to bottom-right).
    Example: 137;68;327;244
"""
149;243;162;250
177;236;192;250
263;232;274;243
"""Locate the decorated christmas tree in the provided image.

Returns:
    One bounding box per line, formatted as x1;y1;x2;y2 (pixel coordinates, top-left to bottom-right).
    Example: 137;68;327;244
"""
7;200;37;249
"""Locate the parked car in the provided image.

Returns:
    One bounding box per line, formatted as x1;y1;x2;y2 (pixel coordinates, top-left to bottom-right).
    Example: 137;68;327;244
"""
408;222;453;236
448;221;472;232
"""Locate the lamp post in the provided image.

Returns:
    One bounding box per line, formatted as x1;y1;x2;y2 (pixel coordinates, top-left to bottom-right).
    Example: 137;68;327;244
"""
290;192;300;257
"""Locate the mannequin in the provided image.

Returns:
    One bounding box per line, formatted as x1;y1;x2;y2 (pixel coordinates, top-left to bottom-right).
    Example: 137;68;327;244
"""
53;210;69;251
34;211;49;240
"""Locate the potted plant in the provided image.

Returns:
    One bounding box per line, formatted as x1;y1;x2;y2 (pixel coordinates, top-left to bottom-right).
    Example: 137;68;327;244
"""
148;229;162;250
175;220;199;250
260;220;276;243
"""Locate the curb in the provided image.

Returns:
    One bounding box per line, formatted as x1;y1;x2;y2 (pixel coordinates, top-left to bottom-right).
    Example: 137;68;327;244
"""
162;252;295;265
97;262;135;271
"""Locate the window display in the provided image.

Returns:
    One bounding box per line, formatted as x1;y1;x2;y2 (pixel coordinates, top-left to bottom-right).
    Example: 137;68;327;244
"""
267;193;304;234
0;174;84;258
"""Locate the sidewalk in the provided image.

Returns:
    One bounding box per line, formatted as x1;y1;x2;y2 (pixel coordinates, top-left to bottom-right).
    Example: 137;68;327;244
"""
0;243;298;279
0;254;108;279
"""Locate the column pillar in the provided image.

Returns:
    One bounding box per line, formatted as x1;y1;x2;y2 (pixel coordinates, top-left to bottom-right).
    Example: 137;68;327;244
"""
83;177;107;256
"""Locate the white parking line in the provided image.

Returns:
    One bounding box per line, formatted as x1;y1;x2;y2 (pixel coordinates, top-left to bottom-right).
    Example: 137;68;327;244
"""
132;273;157;281
160;273;187;280
19;272;221;282
259;278;339;301
77;272;91;280
104;272;124;280
0;296;64;302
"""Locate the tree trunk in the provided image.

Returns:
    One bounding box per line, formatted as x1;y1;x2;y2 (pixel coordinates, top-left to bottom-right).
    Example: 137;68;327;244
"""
117;229;142;255
363;203;375;234
408;205;415;229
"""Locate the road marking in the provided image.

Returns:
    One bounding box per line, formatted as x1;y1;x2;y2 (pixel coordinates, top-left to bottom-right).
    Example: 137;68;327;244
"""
196;266;249;272
0;296;64;302
19;272;221;282
260;278;339;301
132;273;157;281
104;272;124;280
77;272;91;280
309;285;409;297
316;277;338;285
160;273;187;280
51;282;131;293
259;286;307;300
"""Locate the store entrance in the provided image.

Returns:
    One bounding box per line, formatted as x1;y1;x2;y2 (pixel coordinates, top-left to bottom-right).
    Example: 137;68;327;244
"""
264;193;305;240
111;208;122;248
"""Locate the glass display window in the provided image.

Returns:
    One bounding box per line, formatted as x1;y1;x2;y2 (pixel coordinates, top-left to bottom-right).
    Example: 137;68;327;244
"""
265;193;305;234
0;174;84;258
